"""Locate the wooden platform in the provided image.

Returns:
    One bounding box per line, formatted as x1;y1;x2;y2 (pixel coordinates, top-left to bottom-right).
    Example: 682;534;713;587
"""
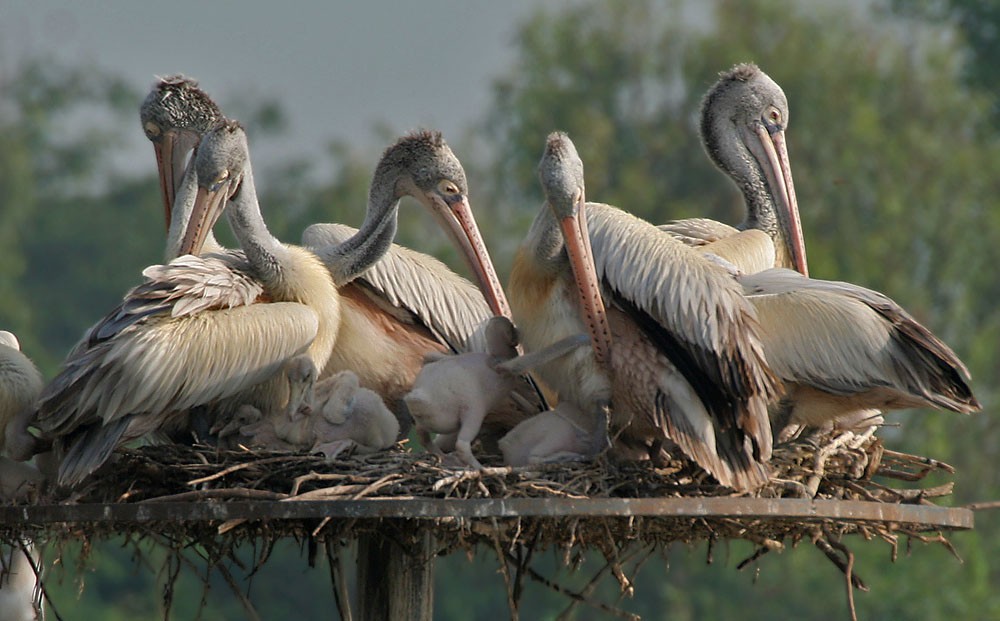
0;497;974;530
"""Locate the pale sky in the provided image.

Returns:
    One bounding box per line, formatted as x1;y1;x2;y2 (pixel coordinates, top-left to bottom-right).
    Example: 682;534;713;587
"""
0;1;576;170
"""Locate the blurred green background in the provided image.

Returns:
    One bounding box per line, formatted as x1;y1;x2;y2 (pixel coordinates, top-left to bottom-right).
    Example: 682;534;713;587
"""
3;0;998;618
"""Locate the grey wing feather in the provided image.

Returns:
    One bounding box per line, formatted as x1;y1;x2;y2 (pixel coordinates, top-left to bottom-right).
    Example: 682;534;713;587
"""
740;268;978;412
37;303;318;436
588;204;775;401
586;204;776;481
56;417;131;487
37;252;317;439
304;223;491;352
79;252;264;349
658;218;739;246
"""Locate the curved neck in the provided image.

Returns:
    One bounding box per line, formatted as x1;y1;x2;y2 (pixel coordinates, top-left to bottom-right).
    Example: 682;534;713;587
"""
226;165;288;284
166;160;223;259
317;174;399;286
737;176;780;241
525;203;568;274
703;119;781;243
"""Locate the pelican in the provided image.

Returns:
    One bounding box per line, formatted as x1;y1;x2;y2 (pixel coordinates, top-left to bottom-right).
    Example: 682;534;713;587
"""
0;543;42;621
139;74;224;256
403;316;586;468
661;64;979;430
659;63;807;275
35;121;341;486
740;268;979;432
510;132;778;490
0;332;42;463
142;78;542;432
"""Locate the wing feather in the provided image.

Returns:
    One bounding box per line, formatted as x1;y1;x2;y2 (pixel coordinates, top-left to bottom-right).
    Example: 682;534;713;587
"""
658;218;739;245
586;204;776;486
37;252;318;438
740;268;978;413
304;223;490;352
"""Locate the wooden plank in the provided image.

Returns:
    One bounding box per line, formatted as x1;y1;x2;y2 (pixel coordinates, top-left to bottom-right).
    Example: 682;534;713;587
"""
0;498;973;529
357;530;433;621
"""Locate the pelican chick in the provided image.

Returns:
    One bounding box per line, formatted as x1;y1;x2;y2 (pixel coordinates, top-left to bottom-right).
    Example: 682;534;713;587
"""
404;316;588;469
275;363;399;459
498;401;595;467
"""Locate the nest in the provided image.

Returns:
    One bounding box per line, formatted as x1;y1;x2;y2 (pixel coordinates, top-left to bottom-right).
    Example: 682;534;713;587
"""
2;427;966;620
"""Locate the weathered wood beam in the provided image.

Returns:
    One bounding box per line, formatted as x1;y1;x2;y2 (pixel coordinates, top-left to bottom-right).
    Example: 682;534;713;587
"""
0;498;974;529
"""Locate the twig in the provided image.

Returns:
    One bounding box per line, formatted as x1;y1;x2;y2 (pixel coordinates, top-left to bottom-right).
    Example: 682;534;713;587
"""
805;432;854;497
17;540;62;621
325;539;353;621
814;535;868;591
214;560;262;621
509;554;639;621
827;537;858;621
965;499;1000;511
142;488;287;502
187;456;307;486
490;519;519;621
736;546;771;571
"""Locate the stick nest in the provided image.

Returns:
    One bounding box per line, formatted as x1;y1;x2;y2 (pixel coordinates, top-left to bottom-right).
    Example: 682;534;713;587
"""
0;426;969;620
9;427;961;551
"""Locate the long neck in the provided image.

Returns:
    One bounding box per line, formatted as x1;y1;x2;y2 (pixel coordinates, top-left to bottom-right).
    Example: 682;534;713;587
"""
737;170;780;242
318;174;398;285
226;165;289;286
525;203;568;275
166;161;223;259
704;120;780;240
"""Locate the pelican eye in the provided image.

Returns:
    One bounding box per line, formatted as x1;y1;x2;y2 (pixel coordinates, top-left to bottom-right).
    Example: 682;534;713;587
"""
765;107;782;127
144;122;161;138
438;180;461;196
209;169;231;192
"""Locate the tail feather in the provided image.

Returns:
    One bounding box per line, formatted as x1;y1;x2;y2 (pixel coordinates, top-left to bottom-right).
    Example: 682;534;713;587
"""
57;417;131;488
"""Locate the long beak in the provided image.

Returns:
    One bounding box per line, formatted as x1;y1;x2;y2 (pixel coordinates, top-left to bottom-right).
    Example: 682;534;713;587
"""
558;191;613;370
429;194;513;319
153;130;199;231
181;182;229;256
755;125;808;276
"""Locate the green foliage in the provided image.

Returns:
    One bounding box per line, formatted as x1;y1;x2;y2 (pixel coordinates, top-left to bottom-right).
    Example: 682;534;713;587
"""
41;538;335;619
479;0;1000;618
0;59;163;374
3;0;1000;618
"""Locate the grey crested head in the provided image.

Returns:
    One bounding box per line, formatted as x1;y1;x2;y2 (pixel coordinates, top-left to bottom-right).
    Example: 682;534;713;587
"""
538;131;585;215
373;130;468;203
700;63;789;165
140;74;223;142
195;120;249;191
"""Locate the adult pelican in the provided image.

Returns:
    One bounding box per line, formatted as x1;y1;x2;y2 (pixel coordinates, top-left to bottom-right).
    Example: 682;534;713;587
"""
35;121;339;486
739;265;979;432
660;63;807;276
0;331;43;462
141;78;541;429
661;65;979;429
139;74;224;254
510;132;778;491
